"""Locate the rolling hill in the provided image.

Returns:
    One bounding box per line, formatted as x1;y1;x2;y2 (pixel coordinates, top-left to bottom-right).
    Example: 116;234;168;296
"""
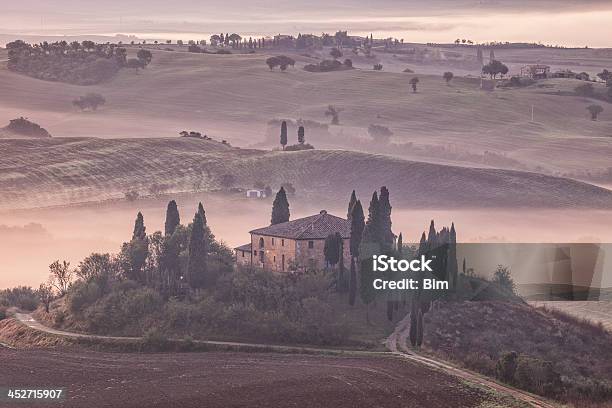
0;137;610;210
0;47;611;176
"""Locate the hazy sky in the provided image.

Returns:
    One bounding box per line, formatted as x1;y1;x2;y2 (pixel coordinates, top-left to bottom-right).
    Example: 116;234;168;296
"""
2;0;612;47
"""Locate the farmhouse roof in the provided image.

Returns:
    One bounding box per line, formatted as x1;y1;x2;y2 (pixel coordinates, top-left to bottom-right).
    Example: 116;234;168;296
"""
250;210;351;240
235;243;252;252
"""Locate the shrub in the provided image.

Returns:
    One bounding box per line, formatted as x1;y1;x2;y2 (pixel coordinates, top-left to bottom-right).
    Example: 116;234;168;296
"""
284;143;315;151
496;351;518;383
4;117;51;138
67;281;102;314
514;356;562;397
0;306;7;320
368;124;393;144
303;59;348;73
0;286;39;310
373;63;383;71
72;93;106;111
141;327;170;351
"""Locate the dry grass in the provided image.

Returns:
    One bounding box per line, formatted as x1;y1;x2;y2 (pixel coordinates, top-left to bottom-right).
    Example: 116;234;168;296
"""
0;48;610;175
0;137;611;210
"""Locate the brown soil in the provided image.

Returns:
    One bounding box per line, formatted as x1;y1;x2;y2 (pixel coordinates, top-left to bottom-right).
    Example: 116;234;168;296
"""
0;347;513;408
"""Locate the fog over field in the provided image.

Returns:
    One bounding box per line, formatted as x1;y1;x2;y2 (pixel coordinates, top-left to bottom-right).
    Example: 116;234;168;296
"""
2;0;612;47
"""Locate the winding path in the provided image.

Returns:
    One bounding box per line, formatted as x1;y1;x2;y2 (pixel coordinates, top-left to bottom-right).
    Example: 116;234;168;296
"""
385;313;557;408
12;312;556;407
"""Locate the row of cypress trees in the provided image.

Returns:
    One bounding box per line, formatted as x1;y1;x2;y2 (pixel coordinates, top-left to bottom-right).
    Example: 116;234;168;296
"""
124;200;213;296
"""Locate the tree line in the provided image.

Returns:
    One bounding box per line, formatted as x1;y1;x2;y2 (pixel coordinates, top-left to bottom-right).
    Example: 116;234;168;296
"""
6;40;152;85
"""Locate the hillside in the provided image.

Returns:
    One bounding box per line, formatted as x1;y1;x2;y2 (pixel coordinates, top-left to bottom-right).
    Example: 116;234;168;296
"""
0;47;611;176
0;137;611;210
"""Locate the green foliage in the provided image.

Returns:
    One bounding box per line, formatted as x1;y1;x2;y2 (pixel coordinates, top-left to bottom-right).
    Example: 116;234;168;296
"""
187;213;208;289
280;120;288;148
0;306;6;320
271;187;290;224
496;351;518;383
6;40;132;85
367;124;393;144
164;200;180;236
409;77;419;92
67;280;103;314
349;200;365;257
492;265;515;294
284;143;315;151
587;104;604;120
482;60;509;79
0;286;39;310
443;71;454;83
297;125;305;144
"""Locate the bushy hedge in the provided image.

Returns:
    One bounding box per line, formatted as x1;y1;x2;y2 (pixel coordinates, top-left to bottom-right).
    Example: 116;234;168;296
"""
0;286;39;310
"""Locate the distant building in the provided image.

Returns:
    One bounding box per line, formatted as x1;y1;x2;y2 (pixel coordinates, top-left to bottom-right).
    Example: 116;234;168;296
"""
520;64;551;79
246;189;266;199
234;210;351;272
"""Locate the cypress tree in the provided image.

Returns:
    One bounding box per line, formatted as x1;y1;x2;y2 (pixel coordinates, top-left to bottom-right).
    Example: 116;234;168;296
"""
297;125;305;144
336;232;346;291
397;232;403;255
187;212;208;289
347;190;357;220
448;222;458;288
324;233;338;268
197;201;207;226
489;49;495;61
378;186;393;250
280;121;288;150
133;211;146;240
427;220;437;247
271;187;290;224
363;191;381;245
348;200;365;306
349;200;365;257
164;200;180;236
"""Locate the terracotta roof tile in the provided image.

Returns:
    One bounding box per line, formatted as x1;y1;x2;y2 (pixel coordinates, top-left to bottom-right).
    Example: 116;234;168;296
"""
250;210;350;240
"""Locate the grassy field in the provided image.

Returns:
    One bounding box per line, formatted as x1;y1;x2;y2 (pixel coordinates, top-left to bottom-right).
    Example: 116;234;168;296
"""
0;137;611;210
0;46;610;175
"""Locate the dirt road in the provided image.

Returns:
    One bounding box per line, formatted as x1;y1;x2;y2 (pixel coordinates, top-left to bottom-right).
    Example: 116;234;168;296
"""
386;313;557;408
0;313;554;408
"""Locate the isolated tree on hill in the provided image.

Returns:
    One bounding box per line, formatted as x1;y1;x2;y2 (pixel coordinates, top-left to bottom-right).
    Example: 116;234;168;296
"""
187;212;208;289
482;60;509;79
271;187;290;224
164;200;180;236
347;190;357;220
49;260;73;296
38;281;54;313
136;49;152;66
325;105;341;125
587;104;604;120
297;125;305;144
410;77;419;93
280;121;288;150
443;71;454;84
349;200;365;306
492;265;515;294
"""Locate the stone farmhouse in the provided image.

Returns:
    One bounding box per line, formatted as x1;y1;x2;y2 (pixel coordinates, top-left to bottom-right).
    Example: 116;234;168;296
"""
234;210;351;272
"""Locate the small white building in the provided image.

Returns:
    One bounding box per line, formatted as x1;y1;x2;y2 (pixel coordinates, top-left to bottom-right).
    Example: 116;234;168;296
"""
246;189;266;199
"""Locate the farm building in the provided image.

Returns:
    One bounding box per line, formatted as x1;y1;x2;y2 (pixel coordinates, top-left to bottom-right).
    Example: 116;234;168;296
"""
246;189;267;199
520;64;551;79
234;210;351;272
